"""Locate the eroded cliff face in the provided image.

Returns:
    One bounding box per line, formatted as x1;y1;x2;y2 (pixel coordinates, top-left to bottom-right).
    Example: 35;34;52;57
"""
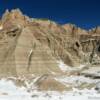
0;9;100;77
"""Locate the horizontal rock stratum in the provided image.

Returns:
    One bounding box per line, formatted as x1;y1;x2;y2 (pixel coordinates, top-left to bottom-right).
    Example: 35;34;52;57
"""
0;9;100;77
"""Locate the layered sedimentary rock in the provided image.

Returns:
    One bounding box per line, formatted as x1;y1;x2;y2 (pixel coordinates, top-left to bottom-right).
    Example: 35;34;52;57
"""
0;9;100;77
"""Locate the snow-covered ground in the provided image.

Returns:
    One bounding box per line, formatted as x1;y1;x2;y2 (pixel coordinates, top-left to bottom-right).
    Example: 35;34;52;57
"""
0;79;32;100
0;79;100;100
57;60;86;72
55;75;99;85
0;60;100;100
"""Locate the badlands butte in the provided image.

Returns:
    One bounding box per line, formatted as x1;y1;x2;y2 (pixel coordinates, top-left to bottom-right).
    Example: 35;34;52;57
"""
0;9;100;91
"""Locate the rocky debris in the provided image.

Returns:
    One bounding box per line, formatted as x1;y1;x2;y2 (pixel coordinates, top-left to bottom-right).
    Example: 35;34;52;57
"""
0;92;8;95
80;66;100;79
81;73;100;79
34;74;72;91
77;83;95;90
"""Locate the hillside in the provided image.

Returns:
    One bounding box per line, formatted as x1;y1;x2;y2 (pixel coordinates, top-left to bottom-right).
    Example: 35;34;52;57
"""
0;9;100;93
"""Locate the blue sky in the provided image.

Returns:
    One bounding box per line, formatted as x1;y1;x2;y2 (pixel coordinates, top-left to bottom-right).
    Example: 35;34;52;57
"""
0;0;100;29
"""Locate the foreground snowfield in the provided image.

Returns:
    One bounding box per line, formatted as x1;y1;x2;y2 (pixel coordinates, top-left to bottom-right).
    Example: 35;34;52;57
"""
0;79;100;100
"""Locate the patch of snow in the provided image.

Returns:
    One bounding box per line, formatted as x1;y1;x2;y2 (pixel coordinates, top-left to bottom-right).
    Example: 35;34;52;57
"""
57;60;87;72
0;79;32;100
28;89;100;100
55;75;99;87
82;67;100;75
57;60;72;72
25;77;39;90
0;78;100;100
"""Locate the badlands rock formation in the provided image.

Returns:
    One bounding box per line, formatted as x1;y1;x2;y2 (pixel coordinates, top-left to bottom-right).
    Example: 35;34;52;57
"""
0;9;100;92
0;9;100;78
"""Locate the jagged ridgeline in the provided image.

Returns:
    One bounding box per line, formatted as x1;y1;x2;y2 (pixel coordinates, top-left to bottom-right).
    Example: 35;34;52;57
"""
0;9;100;77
